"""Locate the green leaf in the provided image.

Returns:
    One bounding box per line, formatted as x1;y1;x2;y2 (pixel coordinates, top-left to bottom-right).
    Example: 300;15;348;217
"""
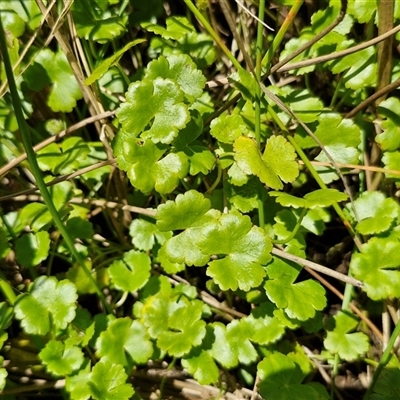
181;326;219;385
109;250;151;292
15;231;50;267
66;260;99;295
24;49;82;112
347;0;377;23
117;77;190;144
183;145;215;175
157;300;206;357
15;276;78;335
270;189;348;209
370;357;400;400
348;191;399;235
39;340;84;376
157;190;212;231
223;320;258;365
145;54;206;101
96;318;153;366
324;311;369;360
209;322;238;368
85;39;146;85
241;302;287;345
258;353;328;400
350;233;400;300
210;114;247;143
329;44;376;90
65;360;92;400
72;0;129;43
65;217;94;240
198;212;272;291
376;98;400;151
224;178;261;213
382;151;400;179
264;255;326;320
0;357;6;391
89;360;134;400
129;218;171;251
234;136;299;190
114;138;188;193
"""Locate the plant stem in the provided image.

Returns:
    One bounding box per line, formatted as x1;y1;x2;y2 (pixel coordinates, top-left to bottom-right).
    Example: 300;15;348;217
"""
255;0;266;228
183;0;242;71
0;17;112;314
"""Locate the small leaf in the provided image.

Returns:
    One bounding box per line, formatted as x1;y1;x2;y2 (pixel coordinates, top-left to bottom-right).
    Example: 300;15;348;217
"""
15;276;78;335
96;318;153;366
89;360;134;400
72;0;128;43
114;138;188;194
350;233;400;300
182;327;219;385
109;250;151;292
258;353;327;400
210;114;247;144
15;231;50;267
157;190;212;231
376;97;400;151
25;49;82;112
117;77;190;144
129;218;171;251
324;311;369;360
157;300;206;357
234;136;299;190
39;340;84;376
270;189;348;209
145;54;206;100
265;255;326;320
241;302;286;345
85;39;146;85
349;191;399;235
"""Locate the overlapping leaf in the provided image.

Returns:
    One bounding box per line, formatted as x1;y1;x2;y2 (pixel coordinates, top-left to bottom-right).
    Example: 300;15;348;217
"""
129;218;171;251
156;190;219;266
113;137;188;193
96;318;153;366
24;49;82;112
199;212;272;291
346;191;399;235
72;0;128;43
39;340;84;376
234;136;299;190
264;255;326;320
258;353;329;400
270;189;348;209
117;77;189;144
324;311;369;360
145;54;206;100
350;232;400;300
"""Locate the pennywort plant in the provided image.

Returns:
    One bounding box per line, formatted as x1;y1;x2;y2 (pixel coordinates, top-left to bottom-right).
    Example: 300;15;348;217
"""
0;0;400;399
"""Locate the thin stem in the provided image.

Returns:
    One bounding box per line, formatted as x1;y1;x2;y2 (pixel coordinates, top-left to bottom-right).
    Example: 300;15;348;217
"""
255;0;265;228
183;0;242;71
0;17;112;314
364;319;400;399
262;0;304;70
272;207;307;244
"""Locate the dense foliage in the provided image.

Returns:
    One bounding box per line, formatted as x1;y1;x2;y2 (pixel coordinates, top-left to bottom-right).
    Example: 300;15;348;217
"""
1;0;400;399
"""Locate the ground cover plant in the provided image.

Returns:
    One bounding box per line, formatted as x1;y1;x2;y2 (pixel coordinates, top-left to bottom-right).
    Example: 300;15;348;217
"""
0;0;400;399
